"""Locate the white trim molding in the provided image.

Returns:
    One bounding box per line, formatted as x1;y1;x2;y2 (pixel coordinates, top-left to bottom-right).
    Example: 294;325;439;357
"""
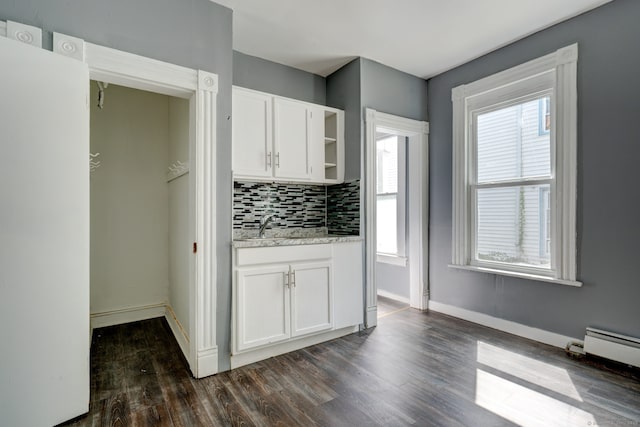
231;326;358;369
376;289;410;304
165;305;190;361
376;253;407;267
429;301;581;349
3;21;42;48
365;109;429;327
53;32;219;378
90;303;166;330
53;32;85;62
451;44;580;286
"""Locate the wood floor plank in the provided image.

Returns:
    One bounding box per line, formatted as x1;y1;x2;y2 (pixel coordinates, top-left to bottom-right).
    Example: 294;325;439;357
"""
129;404;174;427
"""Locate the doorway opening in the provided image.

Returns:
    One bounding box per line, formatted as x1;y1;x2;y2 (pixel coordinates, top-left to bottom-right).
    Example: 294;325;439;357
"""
88;82;192;359
375;132;410;318
364;109;429;327
51;32;219;378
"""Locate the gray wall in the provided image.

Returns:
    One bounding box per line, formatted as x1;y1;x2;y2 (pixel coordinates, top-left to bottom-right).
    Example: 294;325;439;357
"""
0;0;235;371
361;59;428;303
327;58;428;303
233;51;326;104
326;58;362;181
361;58;428;122
377;263;410;300
428;0;640;339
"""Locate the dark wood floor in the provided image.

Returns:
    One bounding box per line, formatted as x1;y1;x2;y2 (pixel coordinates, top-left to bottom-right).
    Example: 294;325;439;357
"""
377;295;410;318
61;305;640;426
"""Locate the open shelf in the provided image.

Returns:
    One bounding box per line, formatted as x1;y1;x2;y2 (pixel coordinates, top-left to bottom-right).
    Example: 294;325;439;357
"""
324;111;338;181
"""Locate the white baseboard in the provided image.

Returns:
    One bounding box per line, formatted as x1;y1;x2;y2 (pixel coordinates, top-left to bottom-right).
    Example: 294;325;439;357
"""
195;347;219;378
366;306;377;327
90;303;165;330
164;305;190;364
377;289;410;304
230;326;358;370
428;301;580;349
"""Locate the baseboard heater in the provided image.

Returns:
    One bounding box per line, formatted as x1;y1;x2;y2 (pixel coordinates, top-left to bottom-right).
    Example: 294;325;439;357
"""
584;327;640;368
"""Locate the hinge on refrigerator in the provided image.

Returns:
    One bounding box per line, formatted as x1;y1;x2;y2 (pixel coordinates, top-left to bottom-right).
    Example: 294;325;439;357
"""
193;242;197;253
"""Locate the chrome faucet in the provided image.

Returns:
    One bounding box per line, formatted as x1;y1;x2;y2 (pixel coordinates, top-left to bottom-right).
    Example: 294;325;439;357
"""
258;213;277;238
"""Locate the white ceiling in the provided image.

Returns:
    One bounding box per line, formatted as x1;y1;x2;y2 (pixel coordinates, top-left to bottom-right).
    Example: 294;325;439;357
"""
213;0;612;79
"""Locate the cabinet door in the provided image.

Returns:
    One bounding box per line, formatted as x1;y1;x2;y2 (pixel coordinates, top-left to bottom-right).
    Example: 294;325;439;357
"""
291;261;332;337
232;88;272;178
273;97;311;180
332;242;364;329
236;265;290;352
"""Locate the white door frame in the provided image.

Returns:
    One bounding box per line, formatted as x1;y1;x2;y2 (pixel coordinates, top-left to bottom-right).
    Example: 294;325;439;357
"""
364;108;429;327
51;32;219;378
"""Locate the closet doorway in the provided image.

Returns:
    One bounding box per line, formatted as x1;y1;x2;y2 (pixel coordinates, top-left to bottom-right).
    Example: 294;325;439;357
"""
89;81;191;360
52;32;219;378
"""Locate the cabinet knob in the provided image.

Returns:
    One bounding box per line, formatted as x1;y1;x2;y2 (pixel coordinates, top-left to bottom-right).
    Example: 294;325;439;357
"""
266;152;272;167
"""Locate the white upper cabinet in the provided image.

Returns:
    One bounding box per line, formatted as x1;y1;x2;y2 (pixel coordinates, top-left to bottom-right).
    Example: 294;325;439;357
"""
232;86;344;184
232;88;273;177
273;97;311;180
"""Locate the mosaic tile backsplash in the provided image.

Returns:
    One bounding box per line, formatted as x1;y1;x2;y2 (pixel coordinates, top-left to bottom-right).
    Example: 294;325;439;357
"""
233;180;360;237
327;180;361;235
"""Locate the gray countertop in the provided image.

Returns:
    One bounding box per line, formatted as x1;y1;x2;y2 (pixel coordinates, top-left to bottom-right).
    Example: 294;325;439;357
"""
232;235;362;248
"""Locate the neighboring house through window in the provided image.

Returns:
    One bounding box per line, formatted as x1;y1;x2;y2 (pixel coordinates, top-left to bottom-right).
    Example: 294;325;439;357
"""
451;44;580;286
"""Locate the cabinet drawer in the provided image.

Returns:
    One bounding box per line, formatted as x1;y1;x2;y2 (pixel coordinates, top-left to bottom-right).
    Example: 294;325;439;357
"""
236;244;331;266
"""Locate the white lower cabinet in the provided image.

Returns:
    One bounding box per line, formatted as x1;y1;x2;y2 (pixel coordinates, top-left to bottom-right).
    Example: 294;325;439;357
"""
236;260;332;352
291;261;332;337
232;242;362;364
236;265;291;352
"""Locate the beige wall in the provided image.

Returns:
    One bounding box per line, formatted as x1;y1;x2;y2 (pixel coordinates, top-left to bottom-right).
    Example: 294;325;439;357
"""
90;83;171;314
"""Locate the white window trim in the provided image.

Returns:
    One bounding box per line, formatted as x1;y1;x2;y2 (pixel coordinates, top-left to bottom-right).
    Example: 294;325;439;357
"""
376;253;408;267
450;44;581;287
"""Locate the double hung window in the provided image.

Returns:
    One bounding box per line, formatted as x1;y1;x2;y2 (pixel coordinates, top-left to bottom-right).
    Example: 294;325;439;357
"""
451;44;580;286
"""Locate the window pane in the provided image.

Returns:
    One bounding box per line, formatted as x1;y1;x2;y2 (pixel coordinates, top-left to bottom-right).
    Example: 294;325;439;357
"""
476;97;551;183
377;194;397;254
376;135;398;194
476;184;551;268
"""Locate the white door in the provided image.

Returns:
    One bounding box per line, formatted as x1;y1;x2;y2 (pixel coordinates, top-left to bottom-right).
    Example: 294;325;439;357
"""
291;261;332;337
273;97;311;180
236;265;291;352
0;37;90;426
232;87;273;178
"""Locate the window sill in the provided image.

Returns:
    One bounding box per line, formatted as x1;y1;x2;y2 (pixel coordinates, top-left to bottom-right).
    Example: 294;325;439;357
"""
447;264;582;287
377;254;407;267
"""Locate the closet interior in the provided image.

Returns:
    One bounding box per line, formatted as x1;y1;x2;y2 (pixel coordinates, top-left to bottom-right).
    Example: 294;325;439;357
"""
89;81;191;355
